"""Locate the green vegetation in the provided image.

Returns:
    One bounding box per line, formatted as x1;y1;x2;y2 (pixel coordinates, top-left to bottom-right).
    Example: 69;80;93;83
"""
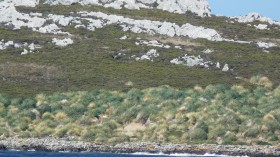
0;23;279;97
0;4;279;97
0;76;279;145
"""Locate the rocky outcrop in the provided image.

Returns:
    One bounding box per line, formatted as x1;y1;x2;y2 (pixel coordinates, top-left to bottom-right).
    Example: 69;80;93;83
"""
0;138;279;157
0;0;221;41
231;12;280;27
44;0;211;17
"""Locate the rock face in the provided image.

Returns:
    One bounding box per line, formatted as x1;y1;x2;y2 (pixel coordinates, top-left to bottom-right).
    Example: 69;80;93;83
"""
231;12;280;26
44;0;211;17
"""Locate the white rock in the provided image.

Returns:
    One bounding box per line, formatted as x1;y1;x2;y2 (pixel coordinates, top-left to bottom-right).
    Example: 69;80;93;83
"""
136;49;159;62
44;0;211;17
78;11;222;41
231;12;280;26
5;41;14;47
120;35;128;40
28;43;35;50
170;54;211;68
216;62;220;69
74;24;86;28
164;45;171;49
14;43;22;48
21;49;29;55
254;24;269;30
52;38;74;47
175;46;182;49
48;14;75;26
30;12;43;17
37;24;69;34
257;42;277;49
0;0;46;30
203;49;213;54
222;64;229;72
13;0;39;7
0;39;41;52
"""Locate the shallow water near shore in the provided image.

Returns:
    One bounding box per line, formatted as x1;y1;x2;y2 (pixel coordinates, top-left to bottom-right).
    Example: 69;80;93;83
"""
0;151;232;157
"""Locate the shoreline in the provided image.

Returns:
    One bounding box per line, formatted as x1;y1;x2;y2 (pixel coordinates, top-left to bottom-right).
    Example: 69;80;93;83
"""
0;138;279;156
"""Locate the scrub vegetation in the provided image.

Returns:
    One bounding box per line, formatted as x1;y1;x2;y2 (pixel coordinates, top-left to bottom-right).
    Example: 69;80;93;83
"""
0;76;279;145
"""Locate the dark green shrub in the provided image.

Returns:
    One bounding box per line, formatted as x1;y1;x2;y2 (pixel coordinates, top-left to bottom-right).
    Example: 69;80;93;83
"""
195;121;209;133
223;132;237;144
264;120;280;132
20;98;36;109
64;104;86;119
190;128;208;140
0;94;11;107
37;104;52;113
50;103;63;112
256;141;271;145
208;125;226;140
19;122;29;131
55;127;68;138
245;126;259;138
82;129;96;142
82;90;100;106
127;88;143;102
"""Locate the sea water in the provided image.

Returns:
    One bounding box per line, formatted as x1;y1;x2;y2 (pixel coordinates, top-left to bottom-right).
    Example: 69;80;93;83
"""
0;151;232;157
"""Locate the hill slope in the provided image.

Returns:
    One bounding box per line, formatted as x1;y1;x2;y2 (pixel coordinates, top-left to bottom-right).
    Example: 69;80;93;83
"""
0;0;279;97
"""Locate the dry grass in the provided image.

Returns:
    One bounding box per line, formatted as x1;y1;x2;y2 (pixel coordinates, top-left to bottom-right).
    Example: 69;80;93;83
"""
0;62;63;81
123;123;146;136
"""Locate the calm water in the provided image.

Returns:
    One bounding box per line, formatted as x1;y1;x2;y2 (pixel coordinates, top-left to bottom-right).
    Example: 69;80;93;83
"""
0;151;229;157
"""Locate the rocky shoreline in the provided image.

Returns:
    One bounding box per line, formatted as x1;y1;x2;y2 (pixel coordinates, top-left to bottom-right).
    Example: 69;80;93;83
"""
0;138;279;156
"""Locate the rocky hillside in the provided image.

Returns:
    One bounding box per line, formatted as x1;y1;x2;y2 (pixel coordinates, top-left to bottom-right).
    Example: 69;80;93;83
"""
0;0;279;96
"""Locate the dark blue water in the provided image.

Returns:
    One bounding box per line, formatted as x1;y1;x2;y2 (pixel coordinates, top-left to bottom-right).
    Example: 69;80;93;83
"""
0;151;226;157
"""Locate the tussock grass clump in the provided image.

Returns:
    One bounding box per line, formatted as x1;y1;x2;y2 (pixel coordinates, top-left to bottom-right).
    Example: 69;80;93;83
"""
0;76;280;145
